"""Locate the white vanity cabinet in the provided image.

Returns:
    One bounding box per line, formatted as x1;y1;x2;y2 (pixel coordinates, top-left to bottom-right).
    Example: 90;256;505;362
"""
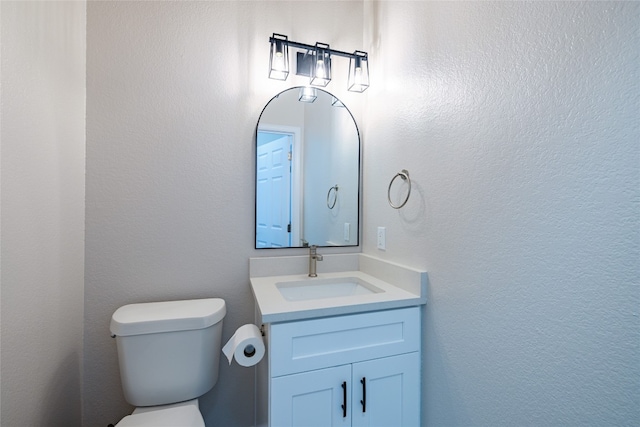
259;307;421;427
271;352;419;427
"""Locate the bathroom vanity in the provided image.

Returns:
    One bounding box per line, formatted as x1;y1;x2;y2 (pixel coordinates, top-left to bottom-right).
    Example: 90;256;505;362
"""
250;254;427;427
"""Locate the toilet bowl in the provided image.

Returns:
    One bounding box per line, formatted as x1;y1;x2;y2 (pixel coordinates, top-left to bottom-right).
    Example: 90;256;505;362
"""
110;298;226;426
115;399;204;427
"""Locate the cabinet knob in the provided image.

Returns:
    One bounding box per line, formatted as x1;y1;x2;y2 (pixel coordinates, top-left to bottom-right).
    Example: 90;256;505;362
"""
360;377;367;413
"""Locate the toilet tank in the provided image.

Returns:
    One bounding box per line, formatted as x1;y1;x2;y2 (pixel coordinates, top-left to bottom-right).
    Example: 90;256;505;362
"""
110;298;226;407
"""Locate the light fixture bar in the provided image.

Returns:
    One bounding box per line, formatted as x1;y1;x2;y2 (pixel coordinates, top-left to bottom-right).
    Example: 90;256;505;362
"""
269;36;365;61
268;34;369;92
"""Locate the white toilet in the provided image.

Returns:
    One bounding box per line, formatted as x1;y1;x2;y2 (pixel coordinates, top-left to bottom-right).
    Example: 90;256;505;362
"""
110;298;226;427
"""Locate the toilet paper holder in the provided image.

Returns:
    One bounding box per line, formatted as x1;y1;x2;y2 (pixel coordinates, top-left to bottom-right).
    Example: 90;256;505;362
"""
222;324;266;367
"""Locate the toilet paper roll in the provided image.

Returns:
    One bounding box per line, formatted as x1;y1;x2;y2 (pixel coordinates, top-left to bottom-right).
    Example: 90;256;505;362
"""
222;324;265;367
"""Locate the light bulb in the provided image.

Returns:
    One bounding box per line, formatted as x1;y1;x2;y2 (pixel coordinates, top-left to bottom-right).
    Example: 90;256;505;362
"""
354;67;362;86
316;61;325;79
273;55;285;72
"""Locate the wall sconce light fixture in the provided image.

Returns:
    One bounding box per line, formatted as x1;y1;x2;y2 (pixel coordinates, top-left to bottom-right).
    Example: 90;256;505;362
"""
268;33;369;93
269;33;289;80
348;51;370;93
311;42;331;87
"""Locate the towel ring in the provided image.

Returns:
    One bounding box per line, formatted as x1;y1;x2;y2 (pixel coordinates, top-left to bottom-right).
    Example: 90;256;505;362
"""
388;170;411;209
327;185;339;209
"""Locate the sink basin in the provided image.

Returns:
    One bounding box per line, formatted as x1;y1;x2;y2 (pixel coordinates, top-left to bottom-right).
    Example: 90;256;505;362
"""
276;277;384;301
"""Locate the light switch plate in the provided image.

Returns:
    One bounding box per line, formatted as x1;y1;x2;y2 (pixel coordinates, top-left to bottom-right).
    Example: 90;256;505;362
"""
377;227;386;250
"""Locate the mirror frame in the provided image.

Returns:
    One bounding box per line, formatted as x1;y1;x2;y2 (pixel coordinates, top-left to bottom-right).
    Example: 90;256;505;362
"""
254;87;361;249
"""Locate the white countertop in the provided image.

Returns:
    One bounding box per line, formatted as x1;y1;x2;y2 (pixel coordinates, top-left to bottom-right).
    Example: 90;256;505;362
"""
250;254;427;323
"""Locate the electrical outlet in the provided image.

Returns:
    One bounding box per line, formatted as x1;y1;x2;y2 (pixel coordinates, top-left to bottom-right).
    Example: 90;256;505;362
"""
377;227;386;250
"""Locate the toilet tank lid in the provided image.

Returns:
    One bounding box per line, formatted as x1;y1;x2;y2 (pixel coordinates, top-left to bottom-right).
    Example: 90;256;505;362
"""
110;298;226;337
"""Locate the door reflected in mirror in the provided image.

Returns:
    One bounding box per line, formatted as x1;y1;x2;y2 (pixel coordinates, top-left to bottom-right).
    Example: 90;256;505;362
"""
256;87;360;249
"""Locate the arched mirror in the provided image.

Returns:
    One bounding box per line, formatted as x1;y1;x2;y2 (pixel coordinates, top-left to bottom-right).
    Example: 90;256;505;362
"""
255;87;360;248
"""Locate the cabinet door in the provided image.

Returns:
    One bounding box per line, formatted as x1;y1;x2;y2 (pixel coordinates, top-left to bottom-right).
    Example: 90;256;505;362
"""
271;365;352;427
351;352;420;427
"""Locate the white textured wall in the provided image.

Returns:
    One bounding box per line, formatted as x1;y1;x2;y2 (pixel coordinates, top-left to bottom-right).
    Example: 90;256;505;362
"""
363;1;639;426
84;2;363;426
0;2;86;426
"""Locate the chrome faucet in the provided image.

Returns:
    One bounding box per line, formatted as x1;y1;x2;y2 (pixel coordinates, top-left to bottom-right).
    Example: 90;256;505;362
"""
308;245;323;277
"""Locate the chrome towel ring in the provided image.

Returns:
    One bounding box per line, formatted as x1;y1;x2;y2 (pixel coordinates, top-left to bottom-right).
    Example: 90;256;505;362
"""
327;185;339;209
388;169;411;209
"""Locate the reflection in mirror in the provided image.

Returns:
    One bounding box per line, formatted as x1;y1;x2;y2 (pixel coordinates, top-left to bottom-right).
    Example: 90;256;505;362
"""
256;87;360;249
